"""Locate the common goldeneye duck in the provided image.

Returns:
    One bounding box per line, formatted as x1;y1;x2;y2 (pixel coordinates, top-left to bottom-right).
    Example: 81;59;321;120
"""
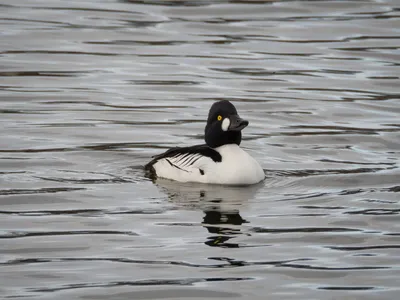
145;100;265;185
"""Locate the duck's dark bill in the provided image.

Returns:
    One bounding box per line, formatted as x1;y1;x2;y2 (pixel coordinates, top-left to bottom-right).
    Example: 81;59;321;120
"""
228;115;249;131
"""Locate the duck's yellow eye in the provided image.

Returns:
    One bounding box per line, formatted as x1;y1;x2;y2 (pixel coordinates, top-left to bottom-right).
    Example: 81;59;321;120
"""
217;115;222;121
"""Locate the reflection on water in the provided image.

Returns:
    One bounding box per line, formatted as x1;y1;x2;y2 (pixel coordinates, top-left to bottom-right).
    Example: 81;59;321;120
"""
203;209;246;248
154;180;263;247
1;0;400;299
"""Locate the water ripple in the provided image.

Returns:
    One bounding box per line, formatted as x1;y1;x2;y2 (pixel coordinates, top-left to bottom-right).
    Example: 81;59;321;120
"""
1;0;399;299
29;277;252;293
0;187;84;196
0;230;138;239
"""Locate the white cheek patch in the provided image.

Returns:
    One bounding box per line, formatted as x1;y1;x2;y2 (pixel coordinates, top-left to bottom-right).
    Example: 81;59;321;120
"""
221;118;230;131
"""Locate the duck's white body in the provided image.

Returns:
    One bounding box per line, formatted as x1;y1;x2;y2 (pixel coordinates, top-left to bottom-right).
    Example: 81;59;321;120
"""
151;144;265;185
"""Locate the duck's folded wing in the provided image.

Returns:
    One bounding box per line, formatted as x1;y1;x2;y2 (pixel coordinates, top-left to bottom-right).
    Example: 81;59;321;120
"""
145;144;221;176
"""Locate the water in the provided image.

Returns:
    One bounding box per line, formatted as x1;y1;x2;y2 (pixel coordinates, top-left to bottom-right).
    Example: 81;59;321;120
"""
1;0;399;299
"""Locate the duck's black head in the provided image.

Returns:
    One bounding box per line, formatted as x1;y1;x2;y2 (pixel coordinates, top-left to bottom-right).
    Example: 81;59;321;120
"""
205;100;249;148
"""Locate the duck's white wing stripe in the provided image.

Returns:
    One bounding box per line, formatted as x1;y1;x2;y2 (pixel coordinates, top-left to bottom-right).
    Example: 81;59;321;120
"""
166;153;205;170
178;153;201;167
187;154;202;166
145;144;222;182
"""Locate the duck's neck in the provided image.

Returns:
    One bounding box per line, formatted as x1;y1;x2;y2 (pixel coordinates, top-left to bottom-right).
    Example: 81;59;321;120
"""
205;124;242;148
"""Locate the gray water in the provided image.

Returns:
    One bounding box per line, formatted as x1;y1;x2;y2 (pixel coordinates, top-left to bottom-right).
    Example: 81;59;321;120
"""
1;0;399;299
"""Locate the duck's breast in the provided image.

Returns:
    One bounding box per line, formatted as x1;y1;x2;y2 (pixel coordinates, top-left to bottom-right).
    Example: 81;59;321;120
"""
209;144;265;185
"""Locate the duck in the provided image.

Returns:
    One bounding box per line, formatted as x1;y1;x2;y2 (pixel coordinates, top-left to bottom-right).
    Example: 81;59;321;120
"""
145;100;265;185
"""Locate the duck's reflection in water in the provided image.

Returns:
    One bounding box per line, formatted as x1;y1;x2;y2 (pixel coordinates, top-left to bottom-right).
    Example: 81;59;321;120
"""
154;179;263;248
203;206;246;248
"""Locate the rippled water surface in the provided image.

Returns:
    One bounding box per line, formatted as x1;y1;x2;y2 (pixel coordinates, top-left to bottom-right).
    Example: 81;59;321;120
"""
1;0;400;299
